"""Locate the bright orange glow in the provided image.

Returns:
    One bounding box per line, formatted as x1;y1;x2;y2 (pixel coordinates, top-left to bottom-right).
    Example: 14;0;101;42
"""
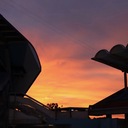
0;1;128;123
25;28;125;107
27;66;123;107
14;14;126;109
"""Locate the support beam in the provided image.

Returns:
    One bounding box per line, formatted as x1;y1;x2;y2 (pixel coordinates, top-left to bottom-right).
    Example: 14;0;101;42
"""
125;113;128;120
124;72;127;88
106;114;112;118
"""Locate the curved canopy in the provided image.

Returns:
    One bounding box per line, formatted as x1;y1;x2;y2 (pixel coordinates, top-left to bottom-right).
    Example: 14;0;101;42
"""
0;14;41;94
92;44;128;72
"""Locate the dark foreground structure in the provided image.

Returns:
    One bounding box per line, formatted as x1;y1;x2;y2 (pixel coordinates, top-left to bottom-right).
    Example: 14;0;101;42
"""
1;14;128;128
89;44;128;127
0;14;41;127
0;14;88;128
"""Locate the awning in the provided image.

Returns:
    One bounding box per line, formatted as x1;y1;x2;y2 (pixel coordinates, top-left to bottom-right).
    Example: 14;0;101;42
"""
89;88;128;116
92;44;128;72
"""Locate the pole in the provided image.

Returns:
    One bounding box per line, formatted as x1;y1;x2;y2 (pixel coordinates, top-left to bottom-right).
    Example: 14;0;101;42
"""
124;72;127;88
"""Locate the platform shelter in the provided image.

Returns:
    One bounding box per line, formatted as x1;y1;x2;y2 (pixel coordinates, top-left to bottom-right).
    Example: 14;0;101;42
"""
89;44;128;119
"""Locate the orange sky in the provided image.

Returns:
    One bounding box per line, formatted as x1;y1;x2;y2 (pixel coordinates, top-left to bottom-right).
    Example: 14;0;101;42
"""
26;28;125;107
1;0;128;107
27;45;124;107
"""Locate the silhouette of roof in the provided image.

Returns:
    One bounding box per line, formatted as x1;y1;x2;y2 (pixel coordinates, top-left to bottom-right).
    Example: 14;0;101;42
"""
92;44;128;72
89;87;128;115
90;44;128;115
0;14;41;94
0;14;27;42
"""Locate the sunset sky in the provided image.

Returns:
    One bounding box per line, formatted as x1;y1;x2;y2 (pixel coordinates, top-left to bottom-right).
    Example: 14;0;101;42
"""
1;0;128;107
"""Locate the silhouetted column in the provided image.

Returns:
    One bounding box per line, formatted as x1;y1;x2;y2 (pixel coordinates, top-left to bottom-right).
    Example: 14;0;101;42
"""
106;114;112;118
124;72;127;88
0;45;10;128
0;81;9;128
125;113;128;120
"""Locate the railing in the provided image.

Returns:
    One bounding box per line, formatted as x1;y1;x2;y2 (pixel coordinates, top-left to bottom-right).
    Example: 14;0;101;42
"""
9;94;56;124
9;94;88;125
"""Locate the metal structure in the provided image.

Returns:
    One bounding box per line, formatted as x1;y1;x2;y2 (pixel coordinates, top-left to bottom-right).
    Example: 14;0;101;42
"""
0;14;41;94
0;14;88;128
90;44;128;120
0;14;42;127
92;44;128;88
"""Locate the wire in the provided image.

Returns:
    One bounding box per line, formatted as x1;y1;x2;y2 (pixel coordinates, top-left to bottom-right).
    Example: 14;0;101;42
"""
1;0;97;57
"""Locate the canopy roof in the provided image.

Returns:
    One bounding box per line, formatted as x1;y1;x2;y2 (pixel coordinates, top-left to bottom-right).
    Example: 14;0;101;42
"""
0;14;41;94
90;44;128;116
92;44;128;72
89;88;128;115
